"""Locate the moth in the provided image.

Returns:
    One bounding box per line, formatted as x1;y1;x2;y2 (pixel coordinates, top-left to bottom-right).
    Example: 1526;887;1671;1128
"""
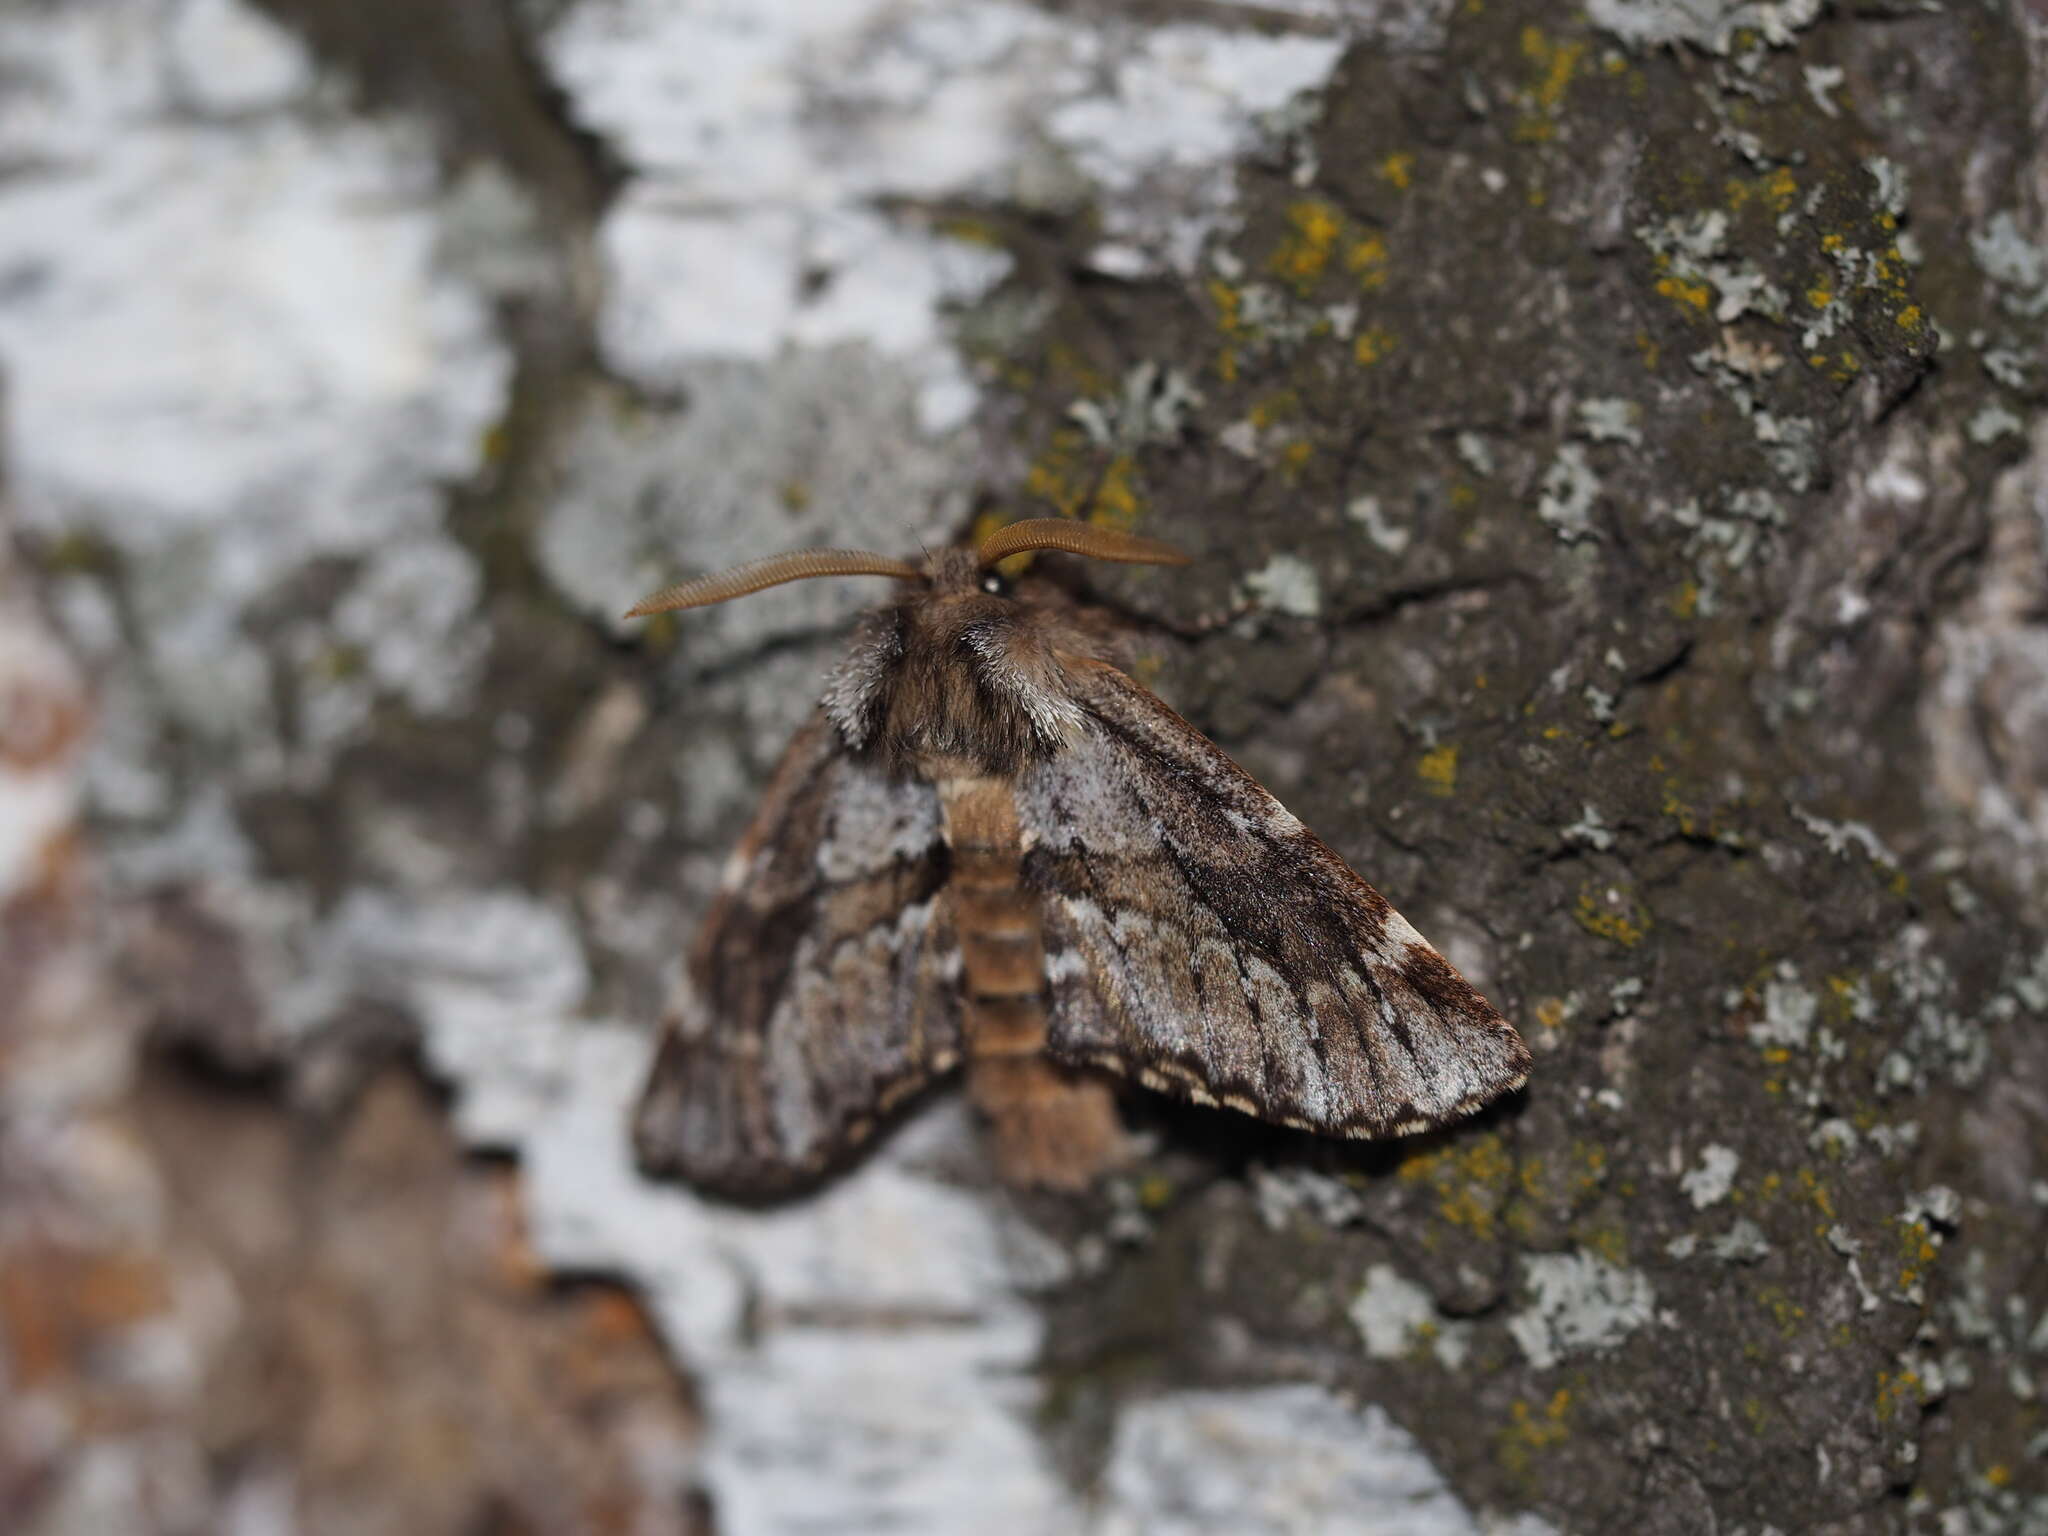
628;519;1528;1195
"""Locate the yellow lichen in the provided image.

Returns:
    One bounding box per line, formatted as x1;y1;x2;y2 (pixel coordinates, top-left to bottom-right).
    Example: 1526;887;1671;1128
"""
1574;885;1649;947
1578;1224;1628;1265
1656;275;1712;312
1521;26;1586;112
1248;392;1298;429
1353;326;1396;366
1022;434;1143;529
1874;1369;1920;1422
1347;230;1389;290
937;214;1003;247
1208;278;1245;335
1418;743;1459;795
1399;1133;1515;1239
1091;456;1141;529
1661;784;1706;837
1379;152;1415;190
1498;1388;1572;1478
1271;200;1344;291
1758;1285;1807;1335
1798;1169;1835;1219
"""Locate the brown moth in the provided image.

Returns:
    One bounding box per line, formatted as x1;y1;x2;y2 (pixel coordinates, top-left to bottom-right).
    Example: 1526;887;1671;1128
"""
627;519;1529;1195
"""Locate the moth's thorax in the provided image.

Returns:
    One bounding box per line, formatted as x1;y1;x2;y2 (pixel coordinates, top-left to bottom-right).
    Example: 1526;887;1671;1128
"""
821;568;1090;777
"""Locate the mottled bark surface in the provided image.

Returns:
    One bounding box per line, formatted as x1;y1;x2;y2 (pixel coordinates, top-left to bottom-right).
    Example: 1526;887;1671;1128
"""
3;0;2046;1532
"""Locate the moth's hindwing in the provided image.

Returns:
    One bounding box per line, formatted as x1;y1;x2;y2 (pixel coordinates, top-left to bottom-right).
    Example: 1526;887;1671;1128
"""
634;713;964;1195
1018;661;1530;1138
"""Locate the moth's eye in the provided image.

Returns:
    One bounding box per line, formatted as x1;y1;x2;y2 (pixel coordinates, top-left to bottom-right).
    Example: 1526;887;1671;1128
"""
980;571;1012;597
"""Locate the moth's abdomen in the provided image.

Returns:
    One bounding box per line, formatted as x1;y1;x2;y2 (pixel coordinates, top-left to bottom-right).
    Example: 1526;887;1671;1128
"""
937;773;1126;1189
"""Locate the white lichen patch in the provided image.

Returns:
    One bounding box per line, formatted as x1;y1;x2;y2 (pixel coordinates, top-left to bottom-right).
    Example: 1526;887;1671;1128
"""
0;0;512;801
330;534;490;717
1866;158;1910;219
1576;397;1643;446
1968;403;2025;445
1068;362;1205;451
1803;64;1844;117
1589;0;1823;56
1640;211;1788;325
539;350;964;659
1251;1165;1366;1230
1791;807;1896;865
1709;1217;1771;1265
492;1023;1535;1536
1508;1250;1657;1370
1347;494;1412;555
1537;444;1601;541
512;1025;1065;1532
1686;329;1819;492
1562;804;1615;851
324;887;592;1143
1680;1145;1741;1209
1903;1185;1963;1231
1870;925;1992;1095
1980;347;2032;391
1351;1264;1434;1359
1811;1119;1860;1157
1455;431;1495;477
1754;968;1818;1051
1097;1385;1525;1536
1970;210;2048;318
543;0;1347;417
1667;485;1788;583
1241;554;1324;619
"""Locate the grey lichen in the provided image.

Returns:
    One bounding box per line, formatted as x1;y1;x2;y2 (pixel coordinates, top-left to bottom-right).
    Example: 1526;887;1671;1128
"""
1507;1252;1657;1371
1537;444;1600;542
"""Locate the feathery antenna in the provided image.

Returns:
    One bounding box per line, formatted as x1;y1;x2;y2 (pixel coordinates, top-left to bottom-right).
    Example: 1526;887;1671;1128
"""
625;549;922;617
975;518;1190;569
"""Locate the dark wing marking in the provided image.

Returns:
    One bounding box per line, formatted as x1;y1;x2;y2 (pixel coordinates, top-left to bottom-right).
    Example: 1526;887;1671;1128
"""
634;713;963;1196
1018;660;1528;1138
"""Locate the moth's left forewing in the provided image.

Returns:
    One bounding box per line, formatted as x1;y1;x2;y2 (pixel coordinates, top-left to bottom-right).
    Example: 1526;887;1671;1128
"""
1017;659;1528;1139
635;714;964;1197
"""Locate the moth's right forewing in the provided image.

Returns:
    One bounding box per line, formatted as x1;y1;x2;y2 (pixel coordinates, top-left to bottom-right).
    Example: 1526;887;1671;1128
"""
635;713;964;1196
1018;661;1528;1139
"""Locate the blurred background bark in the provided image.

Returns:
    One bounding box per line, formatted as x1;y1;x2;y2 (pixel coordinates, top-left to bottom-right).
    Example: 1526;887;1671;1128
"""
3;1;2047;1532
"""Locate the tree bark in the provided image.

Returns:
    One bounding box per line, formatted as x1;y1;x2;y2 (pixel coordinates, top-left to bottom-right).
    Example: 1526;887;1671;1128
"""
4;1;2046;1532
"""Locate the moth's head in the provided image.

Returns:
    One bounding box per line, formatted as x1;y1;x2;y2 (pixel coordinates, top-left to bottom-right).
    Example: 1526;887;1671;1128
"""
626;519;1190;769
